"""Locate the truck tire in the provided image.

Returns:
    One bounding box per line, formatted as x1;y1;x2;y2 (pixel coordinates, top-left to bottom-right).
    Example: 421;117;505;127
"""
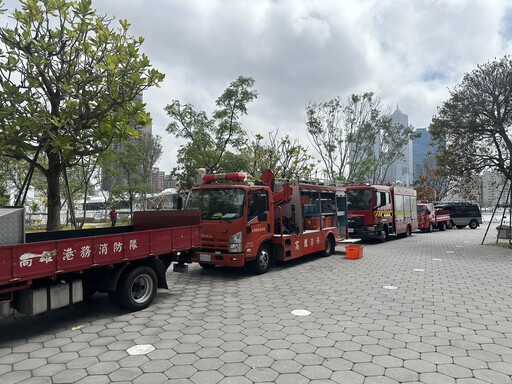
199;263;216;269
446;221;453;229
113;266;158;311
378;227;387;243
252;244;271;275
439;222;446;231
427;223;433;232
321;235;336;257
469;220;478;229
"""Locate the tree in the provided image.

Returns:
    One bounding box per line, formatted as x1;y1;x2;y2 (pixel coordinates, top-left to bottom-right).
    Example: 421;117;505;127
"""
306;93;415;183
0;0;164;230
166;76;257;190
245;130;317;180
306;96;347;181
373;117;417;184
138;132;162;209
430;55;512;185
0;172;9;207
100;133;162;218
413;154;450;201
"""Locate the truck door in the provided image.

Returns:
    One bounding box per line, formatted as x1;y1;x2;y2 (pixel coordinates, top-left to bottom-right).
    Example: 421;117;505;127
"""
247;189;271;240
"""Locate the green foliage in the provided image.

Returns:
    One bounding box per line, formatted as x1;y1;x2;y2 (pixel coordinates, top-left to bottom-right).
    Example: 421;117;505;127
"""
245;130;317;180
99;133;162;218
0;0;164;230
306;92;415;183
430;55;512;184
413;154;449;201
166;76;257;190
0;172;9;207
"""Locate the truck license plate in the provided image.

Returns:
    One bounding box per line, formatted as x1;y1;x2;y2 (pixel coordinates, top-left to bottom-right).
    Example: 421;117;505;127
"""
199;254;211;262
348;228;354;233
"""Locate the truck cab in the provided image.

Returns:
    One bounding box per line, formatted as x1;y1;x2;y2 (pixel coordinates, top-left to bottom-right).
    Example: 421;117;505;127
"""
185;180;274;270
347;185;393;242
417;201;435;231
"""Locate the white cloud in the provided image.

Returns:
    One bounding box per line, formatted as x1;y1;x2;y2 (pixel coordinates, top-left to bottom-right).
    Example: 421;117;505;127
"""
2;0;511;173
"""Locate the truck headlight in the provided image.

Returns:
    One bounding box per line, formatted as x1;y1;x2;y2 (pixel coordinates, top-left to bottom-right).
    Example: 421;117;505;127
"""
229;231;242;253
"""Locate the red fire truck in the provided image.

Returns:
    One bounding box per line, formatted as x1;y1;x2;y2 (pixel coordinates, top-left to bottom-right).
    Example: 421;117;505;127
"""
346;184;418;242
0;209;200;316
185;170;349;274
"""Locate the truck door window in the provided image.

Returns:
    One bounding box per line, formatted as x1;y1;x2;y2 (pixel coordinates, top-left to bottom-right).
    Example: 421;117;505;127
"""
375;191;387;207
248;190;269;221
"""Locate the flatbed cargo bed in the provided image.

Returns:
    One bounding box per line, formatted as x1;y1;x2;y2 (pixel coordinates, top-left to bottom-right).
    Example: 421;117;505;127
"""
0;210;201;287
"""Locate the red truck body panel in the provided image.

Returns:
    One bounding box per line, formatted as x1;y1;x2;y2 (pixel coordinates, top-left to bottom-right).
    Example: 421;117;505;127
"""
0;210;201;287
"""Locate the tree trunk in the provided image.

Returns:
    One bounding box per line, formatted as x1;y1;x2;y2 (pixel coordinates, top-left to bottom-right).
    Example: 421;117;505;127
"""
46;154;62;231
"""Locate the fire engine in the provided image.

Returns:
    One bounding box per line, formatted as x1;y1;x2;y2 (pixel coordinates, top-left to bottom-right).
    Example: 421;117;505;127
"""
184;170;349;274
346;184;418;242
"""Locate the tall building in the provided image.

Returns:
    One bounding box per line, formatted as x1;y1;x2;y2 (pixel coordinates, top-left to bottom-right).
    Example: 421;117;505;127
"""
165;176;178;189
131;93;152;135
480;171;510;208
151;167;166;193
412;128;433;181
386;107;413;185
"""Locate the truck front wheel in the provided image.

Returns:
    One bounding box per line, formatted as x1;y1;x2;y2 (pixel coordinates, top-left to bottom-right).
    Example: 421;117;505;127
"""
469;220;478;229
111;266;158;311
427;223;433;232
252;245;271;275
378;227;387;243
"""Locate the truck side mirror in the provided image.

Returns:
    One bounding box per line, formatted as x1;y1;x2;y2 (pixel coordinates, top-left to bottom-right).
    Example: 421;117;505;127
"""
427;209;431;214
177;196;183;210
258;212;268;222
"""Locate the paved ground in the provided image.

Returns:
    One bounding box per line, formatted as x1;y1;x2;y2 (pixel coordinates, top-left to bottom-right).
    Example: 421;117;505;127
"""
1;225;512;384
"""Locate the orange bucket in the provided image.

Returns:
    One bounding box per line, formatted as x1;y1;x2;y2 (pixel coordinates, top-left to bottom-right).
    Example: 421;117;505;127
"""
345;244;364;259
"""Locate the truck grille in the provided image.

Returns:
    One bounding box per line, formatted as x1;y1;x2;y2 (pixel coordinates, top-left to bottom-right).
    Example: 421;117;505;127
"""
201;239;229;252
348;216;365;226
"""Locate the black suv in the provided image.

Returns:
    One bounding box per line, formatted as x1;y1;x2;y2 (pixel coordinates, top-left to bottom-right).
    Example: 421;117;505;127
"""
434;202;482;229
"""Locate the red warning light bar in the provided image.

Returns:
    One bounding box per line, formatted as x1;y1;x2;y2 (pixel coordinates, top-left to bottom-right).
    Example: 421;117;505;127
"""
203;172;246;184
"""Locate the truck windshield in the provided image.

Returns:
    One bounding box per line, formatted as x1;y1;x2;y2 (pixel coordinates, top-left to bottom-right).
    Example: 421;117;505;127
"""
185;188;245;220
417;205;426;214
347;189;372;210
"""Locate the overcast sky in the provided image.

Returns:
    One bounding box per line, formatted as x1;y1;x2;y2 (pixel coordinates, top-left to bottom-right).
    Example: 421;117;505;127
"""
2;0;512;173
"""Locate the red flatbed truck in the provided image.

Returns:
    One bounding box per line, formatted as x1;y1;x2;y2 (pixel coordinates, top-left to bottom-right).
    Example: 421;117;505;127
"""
417;201;451;231
0;209;200;315
346;184;418;242
185;170;349;274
